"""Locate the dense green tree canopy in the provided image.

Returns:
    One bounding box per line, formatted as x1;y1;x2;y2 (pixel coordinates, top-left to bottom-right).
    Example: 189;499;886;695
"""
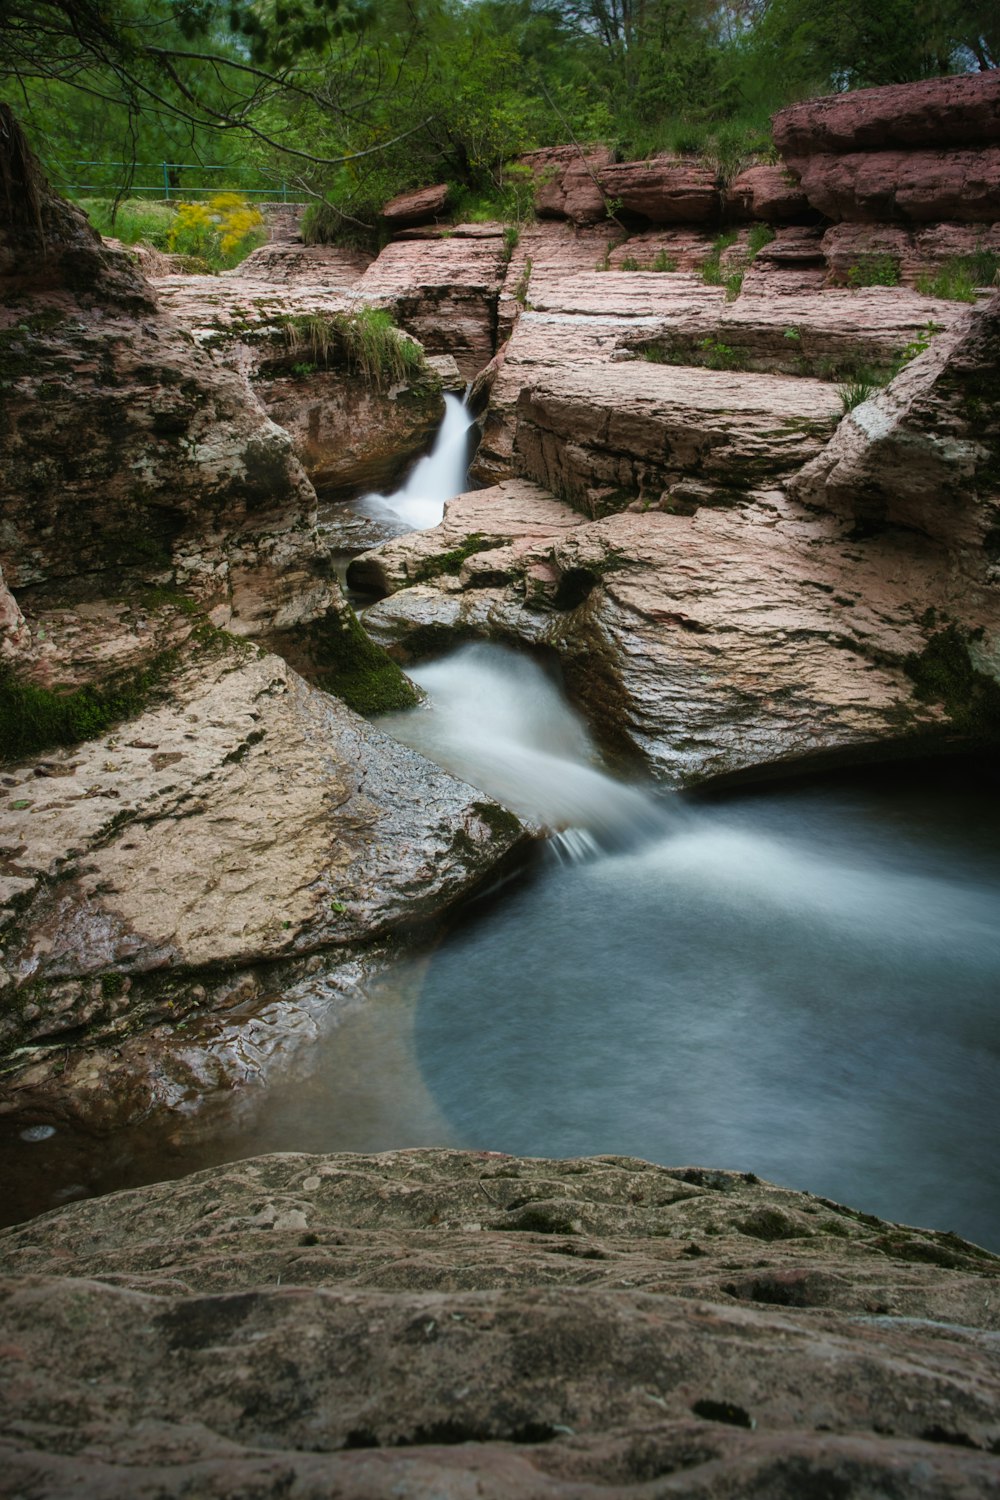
1;0;995;230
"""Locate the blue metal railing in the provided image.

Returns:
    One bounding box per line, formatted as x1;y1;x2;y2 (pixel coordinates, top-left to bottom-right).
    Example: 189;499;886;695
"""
57;161;298;201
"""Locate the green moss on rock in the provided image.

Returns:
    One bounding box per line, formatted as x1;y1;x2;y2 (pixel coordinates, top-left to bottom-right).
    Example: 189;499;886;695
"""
310;607;419;715
905;626;1000;738
0;650;181;763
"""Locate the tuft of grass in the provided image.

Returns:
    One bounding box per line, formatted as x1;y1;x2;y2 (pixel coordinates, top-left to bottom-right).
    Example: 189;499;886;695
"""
916;250;1000;303
651;248;677;272
513;256;533;308
837;369;883;412
502;223;520;262
282;308;425;390
846;254;900;289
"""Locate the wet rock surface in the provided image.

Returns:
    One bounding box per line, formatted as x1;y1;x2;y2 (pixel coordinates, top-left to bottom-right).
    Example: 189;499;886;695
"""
0;645;525;1068
0;1150;998;1497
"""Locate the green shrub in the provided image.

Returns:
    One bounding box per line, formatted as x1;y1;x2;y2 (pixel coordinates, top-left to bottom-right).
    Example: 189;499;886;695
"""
846;254;900;289
166;193;266;271
651;249;677;272
697;336;742;371
620;255;640;271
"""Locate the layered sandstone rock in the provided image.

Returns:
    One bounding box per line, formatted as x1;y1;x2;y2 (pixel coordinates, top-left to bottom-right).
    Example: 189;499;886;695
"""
0;1150;997;1496
775;71;1000;225
598;158;721;223
0;644;524;1069
730;164;812;224
356;251;998;784
352;225;509;378
773;70;1000;156
519;144;616;226
791;291;1000;576
0;116;525;1121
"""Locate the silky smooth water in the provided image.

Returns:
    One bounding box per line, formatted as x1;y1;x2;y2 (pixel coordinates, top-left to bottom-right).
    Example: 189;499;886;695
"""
357;392;476;530
382;643;1000;1249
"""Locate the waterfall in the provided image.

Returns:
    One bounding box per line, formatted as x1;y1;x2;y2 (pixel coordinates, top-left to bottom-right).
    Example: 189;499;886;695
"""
357;392;475;532
380;643;667;854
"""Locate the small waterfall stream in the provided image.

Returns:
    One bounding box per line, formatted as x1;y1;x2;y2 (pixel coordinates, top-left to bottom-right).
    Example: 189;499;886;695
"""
356;392;475;531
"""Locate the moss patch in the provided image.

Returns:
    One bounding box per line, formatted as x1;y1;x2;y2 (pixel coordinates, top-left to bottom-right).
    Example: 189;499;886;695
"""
471;800;522;842
412;534;495;582
905;626;1000;739
0;650;181;764
309;608;419;715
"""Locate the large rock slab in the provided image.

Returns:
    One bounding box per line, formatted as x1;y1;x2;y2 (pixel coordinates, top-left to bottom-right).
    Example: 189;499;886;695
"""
0;647;525;1068
773;71;1000;156
791;291;1000;576
513;364;843;512
787;145;1000;225
598;158;721;223
358;499;960;782
0;1150;997;1496
519;144;616;226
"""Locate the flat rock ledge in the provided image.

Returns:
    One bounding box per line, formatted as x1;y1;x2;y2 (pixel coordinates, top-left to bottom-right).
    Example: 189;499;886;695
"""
1;1149;998;1498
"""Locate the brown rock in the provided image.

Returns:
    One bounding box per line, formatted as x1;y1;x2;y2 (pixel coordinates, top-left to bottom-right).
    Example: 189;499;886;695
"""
822;220;1000;286
252;364;444;501
513;363;843;513
0;105;154;311
786;145;1000;225
382;183;450;228
353;230;508;378
0;1151;997;1497
790;292;1000;571
773;70;1000;156
599;157;721;224
519;144;616;226
729;164;811;223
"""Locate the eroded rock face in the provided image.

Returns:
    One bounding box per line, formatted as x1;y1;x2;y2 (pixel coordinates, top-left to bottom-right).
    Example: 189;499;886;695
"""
791;292;1000;574
730;164;812;224
789;146;1000;225
0;1150;997;1497
353;227;509;378
355;282;1000;784
599;158;721;223
520;144;616;226
773;71;1000;156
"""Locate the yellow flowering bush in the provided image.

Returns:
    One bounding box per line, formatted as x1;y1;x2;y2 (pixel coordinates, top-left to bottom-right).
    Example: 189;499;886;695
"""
167;193;266;270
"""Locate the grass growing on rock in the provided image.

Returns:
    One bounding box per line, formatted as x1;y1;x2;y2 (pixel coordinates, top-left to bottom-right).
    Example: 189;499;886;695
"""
917;250;1000;303
282;308;425;390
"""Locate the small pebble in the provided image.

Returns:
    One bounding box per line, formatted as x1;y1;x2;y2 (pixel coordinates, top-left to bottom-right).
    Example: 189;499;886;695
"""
19;1124;56;1142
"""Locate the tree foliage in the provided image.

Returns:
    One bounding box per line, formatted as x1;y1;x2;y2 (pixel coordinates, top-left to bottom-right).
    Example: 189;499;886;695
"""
1;0;995;232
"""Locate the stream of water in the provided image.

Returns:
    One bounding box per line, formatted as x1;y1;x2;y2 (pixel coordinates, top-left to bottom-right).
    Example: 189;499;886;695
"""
355;391;476;530
5;403;1000;1249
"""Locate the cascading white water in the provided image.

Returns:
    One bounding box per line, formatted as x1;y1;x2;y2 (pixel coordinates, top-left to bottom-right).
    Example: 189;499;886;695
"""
380;643;666;854
357;392;475;531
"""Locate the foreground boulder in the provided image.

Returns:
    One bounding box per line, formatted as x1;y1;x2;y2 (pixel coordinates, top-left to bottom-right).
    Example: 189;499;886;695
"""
0;639;525;1074
0;1149;997;1496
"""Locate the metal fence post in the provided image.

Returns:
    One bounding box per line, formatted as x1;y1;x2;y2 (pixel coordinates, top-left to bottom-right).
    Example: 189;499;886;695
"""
162;162;171;200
